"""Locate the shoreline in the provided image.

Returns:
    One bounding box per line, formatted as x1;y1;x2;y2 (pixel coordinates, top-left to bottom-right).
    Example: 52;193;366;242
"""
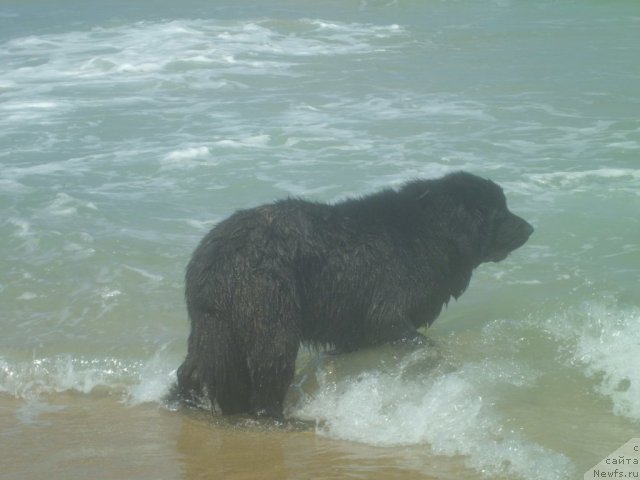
0;393;473;480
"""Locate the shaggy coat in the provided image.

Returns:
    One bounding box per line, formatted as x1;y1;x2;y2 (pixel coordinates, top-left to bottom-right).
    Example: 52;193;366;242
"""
175;172;534;418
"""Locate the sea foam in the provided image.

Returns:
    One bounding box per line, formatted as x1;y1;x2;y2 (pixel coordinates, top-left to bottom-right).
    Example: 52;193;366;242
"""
545;301;640;422
293;348;573;480
0;353;176;406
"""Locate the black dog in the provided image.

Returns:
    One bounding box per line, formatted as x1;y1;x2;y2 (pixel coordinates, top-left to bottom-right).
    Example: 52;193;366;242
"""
174;172;533;418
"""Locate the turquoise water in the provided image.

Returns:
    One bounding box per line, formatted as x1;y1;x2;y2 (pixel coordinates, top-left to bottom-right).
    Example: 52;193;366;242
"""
1;1;639;479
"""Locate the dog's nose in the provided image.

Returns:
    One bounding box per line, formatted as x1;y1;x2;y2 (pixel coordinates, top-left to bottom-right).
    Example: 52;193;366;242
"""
523;220;534;238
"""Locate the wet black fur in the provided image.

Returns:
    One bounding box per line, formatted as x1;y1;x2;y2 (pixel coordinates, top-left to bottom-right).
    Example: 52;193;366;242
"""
174;172;533;418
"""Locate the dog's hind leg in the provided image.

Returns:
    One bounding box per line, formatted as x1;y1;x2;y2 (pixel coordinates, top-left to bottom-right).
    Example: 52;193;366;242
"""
242;276;302;419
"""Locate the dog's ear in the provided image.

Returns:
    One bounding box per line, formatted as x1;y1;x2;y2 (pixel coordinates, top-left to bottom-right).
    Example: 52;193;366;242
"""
457;204;484;254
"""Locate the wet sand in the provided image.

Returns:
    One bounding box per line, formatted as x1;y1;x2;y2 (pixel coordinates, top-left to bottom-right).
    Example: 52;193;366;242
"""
0;393;470;480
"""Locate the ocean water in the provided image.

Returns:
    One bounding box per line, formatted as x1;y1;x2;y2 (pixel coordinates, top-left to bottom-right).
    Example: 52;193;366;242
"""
1;1;639;479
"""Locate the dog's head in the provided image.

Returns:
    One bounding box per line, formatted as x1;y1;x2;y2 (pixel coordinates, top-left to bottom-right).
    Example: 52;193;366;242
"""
409;172;534;264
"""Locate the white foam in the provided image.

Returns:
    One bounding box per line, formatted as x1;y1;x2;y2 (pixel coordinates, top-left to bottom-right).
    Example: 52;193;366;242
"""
3;157;89;181
294;351;572;480
526;168;640;188
125;348;176;405
545;302;640;421
0;356;131;398
214;134;271;148
0;178;30;193
1;18;405;92
44;192;97;217
98;287;121;300
16;292;38;301
162;146;211;168
0;353;177;407
419;99;495;121
7;217;32;237
115;62;163;74
6;218;39;253
304;19;404;36
607;140;640;150
1;100;59;110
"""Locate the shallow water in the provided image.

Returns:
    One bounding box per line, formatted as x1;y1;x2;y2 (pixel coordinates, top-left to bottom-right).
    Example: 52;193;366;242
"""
1;1;639;479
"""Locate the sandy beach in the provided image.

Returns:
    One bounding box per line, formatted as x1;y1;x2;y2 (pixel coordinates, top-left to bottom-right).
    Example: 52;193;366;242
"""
1;393;476;480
